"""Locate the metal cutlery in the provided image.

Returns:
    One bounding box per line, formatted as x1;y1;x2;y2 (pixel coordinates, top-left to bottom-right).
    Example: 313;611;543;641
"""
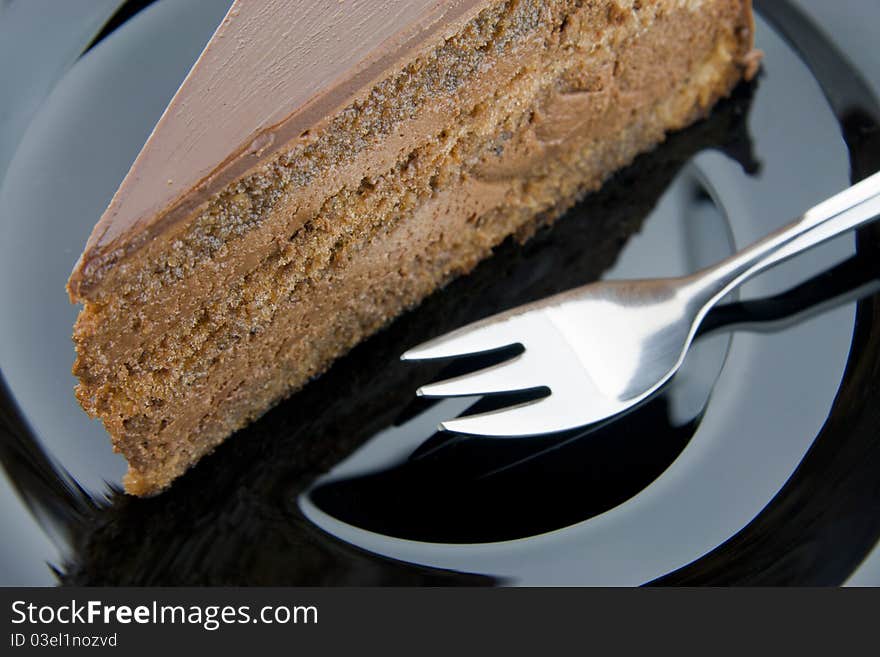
402;170;880;437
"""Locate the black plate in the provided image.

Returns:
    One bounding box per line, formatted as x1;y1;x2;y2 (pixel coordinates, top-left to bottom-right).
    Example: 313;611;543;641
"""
0;0;878;585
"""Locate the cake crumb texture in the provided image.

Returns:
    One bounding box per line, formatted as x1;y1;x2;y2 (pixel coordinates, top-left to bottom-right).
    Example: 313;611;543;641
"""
69;0;755;495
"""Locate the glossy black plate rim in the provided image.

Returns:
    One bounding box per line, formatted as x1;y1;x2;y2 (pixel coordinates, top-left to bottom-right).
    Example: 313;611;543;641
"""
651;0;880;585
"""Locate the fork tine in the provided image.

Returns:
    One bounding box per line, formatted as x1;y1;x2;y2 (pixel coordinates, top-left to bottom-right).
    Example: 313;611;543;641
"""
417;353;535;398
440;395;568;437
401;315;527;361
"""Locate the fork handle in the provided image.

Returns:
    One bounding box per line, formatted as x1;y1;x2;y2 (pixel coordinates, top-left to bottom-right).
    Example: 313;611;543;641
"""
693;169;880;307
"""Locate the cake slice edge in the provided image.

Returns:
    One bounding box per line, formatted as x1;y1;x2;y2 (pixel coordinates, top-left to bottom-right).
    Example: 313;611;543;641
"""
68;0;759;495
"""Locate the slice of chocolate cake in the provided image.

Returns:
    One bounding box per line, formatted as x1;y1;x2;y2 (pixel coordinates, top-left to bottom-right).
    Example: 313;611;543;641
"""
68;0;757;495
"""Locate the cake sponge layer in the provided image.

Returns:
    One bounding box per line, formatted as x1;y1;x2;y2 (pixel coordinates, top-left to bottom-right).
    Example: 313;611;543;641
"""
70;0;755;495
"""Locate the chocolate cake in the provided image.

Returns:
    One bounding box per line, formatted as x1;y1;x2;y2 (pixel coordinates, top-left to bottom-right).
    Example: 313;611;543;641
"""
68;0;757;495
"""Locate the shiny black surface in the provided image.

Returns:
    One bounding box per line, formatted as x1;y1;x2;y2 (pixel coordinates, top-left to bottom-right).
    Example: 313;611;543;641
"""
1;0;879;585
5;81;759;585
654;0;880;585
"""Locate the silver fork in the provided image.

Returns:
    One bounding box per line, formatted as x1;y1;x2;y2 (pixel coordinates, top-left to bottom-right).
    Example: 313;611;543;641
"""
402;170;880;437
